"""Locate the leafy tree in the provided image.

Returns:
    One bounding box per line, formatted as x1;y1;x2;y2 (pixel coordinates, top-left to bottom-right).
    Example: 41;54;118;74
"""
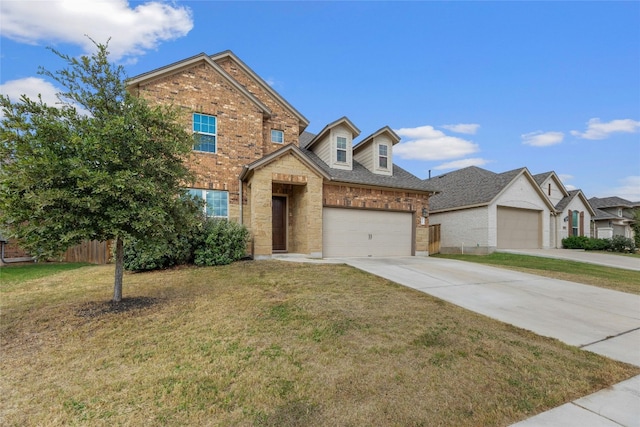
0;40;198;302
632;208;640;249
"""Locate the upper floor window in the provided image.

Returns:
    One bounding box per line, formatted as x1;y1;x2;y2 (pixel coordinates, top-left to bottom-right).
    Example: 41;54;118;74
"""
271;129;284;144
336;136;347;163
188;188;228;218
378;144;388;169
193;113;217;153
617;209;623;217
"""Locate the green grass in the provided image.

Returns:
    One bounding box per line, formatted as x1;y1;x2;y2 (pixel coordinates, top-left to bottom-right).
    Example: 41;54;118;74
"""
1;261;638;426
0;262;90;289
434;253;640;294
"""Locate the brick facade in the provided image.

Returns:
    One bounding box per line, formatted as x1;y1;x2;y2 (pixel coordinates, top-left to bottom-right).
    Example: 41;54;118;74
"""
323;183;430;254
128;51;433;258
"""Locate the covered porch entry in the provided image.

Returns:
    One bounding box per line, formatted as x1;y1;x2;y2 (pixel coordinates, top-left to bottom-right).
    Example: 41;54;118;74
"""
240;145;327;259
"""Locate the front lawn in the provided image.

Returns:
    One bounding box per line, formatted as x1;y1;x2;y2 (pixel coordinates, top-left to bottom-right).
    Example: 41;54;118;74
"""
1;261;638;426
434;253;640;295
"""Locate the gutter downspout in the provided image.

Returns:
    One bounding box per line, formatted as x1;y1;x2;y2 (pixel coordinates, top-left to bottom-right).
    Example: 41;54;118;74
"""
238;178;243;225
0;240;36;264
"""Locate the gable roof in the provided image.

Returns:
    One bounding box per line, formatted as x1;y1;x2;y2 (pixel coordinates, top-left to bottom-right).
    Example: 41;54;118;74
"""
303;117;361;150
425;166;554;212
556;190;596;215
532;171;569;197
353;126;401;153
210;50;310;131
127;53;272;119
239;143;330;182
589;196;640;209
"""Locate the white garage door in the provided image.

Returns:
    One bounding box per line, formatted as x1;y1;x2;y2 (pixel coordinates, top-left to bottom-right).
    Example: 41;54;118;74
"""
323;208;413;257
497;206;541;249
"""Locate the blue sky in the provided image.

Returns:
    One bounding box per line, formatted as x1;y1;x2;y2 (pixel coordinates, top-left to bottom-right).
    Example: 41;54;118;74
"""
2;1;639;200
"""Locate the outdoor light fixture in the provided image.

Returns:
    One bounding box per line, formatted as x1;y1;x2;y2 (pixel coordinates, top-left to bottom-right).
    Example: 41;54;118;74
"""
422;207;428;217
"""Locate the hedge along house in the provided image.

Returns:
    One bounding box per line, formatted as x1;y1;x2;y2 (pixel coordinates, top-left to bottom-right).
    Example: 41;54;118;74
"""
127;51;437;259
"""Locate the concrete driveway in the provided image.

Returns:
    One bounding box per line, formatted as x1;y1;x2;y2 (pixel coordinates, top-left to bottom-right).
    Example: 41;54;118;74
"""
338;256;640;426
342;256;640;366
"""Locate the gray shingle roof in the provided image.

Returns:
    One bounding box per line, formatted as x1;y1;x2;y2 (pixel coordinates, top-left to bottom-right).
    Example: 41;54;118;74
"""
424;166;526;211
297;133;436;193
589;196;640;209
555;189;580;211
532;171;553;187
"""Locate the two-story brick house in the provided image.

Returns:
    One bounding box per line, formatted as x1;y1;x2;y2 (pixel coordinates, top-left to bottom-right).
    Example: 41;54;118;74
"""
127;50;437;259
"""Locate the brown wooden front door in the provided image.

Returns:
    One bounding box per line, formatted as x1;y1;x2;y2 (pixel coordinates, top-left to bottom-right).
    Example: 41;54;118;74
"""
272;196;287;251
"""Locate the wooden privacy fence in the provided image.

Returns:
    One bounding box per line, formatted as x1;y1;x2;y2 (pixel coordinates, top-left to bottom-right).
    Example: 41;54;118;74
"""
63;240;112;264
428;224;441;254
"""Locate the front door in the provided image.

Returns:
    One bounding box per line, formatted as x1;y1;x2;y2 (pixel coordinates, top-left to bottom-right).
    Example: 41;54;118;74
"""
272;196;287;251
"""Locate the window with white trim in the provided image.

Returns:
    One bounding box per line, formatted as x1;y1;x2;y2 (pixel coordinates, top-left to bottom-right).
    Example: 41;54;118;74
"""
378;144;388;169
188;188;228;218
336;136;347;163
193;113;217;153
271;129;284;144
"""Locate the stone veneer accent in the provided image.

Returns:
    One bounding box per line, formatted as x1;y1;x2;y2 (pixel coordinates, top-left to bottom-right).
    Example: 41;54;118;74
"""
246;152;323;258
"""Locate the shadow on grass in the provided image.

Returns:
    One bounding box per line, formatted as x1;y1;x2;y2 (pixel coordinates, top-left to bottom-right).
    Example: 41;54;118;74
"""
75;297;162;318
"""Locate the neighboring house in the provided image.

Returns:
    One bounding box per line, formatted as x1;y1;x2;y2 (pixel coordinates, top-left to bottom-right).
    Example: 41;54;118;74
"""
589;196;639;239
532;171;594;248
127;51;437;259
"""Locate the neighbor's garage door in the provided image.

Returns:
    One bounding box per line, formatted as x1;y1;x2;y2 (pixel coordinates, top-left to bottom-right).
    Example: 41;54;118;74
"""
497;206;541;249
323;208;413;257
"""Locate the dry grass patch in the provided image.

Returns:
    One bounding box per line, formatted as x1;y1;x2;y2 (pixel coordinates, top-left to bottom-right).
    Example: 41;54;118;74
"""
1;261;638;426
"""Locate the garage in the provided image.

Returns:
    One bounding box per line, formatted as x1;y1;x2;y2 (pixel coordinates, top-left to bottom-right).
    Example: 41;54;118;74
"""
497;206;541;249
322;208;413;257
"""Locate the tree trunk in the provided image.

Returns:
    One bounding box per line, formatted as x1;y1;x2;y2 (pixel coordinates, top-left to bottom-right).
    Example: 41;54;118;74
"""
113;236;124;302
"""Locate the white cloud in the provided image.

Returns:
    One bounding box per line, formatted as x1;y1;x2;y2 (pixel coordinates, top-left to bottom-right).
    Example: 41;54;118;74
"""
433;158;490;171
0;0;193;61
557;173;574;185
565;184;577;191
394;125;479;161
570;118;640;140
521;131;564;147
0;77;60;105
608;176;640;201
441;123;480;135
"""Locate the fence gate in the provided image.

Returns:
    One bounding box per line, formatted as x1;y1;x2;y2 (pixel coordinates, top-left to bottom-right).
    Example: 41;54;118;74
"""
428;224;441;254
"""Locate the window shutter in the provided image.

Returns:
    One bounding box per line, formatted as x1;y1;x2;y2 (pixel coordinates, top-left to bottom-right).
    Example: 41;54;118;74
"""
568;212;573;235
579;211;584;236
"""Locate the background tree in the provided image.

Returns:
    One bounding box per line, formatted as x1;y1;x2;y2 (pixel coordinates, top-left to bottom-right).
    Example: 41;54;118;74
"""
632;208;640;249
0;40;199;302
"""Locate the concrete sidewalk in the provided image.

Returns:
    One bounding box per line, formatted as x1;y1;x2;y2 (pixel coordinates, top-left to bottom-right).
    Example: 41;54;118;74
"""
336;256;640;427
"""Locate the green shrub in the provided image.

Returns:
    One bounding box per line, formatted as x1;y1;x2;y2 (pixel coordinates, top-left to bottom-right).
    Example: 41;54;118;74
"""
561;236;590;249
584;238;611;251
123;233;194;272
193;219;250;266
609;235;636;253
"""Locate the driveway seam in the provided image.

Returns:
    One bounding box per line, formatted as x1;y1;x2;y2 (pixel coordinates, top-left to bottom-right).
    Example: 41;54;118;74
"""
579;326;640;349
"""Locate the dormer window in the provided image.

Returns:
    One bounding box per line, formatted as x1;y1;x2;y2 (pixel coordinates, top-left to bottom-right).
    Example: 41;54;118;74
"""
378;144;388;169
336;137;347;163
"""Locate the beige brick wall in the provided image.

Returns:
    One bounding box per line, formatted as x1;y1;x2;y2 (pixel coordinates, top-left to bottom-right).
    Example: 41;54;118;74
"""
247;152;323;257
323;183;430;254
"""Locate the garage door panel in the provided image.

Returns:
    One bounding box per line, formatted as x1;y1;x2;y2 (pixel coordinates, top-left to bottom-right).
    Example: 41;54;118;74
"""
497;207;541;249
323;208;412;257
